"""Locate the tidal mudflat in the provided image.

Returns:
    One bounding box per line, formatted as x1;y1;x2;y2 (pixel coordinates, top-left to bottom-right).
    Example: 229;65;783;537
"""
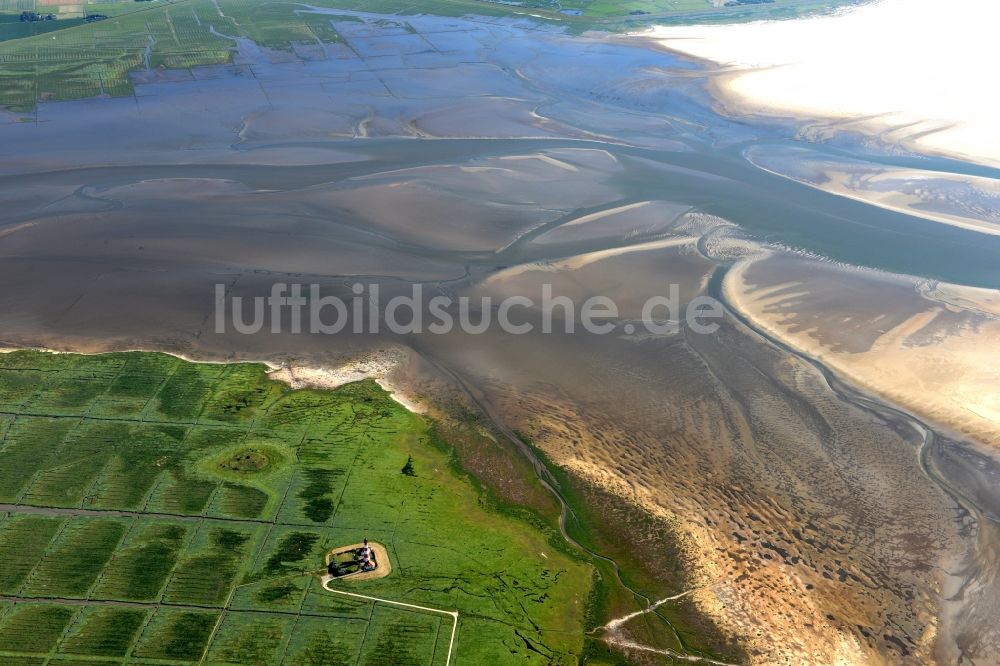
2;7;999;664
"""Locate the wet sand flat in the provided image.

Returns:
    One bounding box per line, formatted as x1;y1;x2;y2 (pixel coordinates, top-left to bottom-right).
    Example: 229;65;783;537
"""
725;252;1000;456
647;0;1000;167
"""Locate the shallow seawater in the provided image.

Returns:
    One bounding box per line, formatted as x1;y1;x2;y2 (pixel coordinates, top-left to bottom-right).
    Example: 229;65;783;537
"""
1;8;999;663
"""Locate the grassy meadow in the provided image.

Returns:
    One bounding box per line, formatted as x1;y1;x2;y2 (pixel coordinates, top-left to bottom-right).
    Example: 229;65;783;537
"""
0;349;593;664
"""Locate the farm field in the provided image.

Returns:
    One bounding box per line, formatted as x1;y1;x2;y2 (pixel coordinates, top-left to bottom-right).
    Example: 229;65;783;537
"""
0;349;592;664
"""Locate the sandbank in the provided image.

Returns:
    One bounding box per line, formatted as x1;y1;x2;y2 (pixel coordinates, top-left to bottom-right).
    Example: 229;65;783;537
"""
647;0;1000;166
